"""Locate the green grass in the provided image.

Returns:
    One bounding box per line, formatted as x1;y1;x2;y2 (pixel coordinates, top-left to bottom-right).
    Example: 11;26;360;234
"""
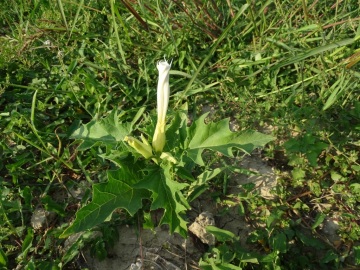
0;0;359;269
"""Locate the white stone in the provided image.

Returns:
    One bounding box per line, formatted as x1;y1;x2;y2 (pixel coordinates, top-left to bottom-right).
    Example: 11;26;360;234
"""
188;211;216;245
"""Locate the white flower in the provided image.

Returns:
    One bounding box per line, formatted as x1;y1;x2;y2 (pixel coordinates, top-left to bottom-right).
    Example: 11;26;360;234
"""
152;59;171;153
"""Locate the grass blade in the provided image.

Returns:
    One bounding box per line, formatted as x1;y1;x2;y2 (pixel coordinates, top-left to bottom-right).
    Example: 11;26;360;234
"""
69;0;84;39
110;0;127;65
56;0;68;30
271;38;355;70
176;4;249;105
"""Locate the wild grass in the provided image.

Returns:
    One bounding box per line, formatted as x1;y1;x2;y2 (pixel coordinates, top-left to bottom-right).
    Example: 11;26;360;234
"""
0;0;359;269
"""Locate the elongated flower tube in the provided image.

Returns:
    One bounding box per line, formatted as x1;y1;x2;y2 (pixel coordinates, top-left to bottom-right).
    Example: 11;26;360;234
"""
124;135;153;159
152;59;171;153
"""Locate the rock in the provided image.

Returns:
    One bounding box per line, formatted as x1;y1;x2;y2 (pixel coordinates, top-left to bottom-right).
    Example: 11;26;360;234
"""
188;212;216;245
30;208;55;230
229;155;277;199
68;181;89;200
322;217;341;244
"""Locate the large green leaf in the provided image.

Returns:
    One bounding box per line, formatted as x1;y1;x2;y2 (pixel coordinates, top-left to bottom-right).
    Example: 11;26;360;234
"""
71;110;131;150
134;164;189;237
60;166;148;238
186;113;274;165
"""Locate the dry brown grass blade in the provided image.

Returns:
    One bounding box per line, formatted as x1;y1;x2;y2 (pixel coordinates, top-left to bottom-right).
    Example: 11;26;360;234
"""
173;0;220;39
120;0;149;31
345;51;360;69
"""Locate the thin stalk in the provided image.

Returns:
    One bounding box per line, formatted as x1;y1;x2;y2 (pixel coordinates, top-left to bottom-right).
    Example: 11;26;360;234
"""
0;200;21;237
13;131;73;170
56;0;69;30
69;0;84;39
110;0;127;65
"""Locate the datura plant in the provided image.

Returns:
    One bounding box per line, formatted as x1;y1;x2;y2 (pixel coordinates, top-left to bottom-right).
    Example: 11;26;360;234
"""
60;59;274;239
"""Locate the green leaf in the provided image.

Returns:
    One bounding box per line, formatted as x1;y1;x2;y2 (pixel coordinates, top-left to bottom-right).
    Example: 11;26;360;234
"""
60;166;147;238
186;113;274;165
351;165;360;172
322;75;349;111
210;263;242;270
206;225;237;242
350;183;360;198
306;141;328;167
330;171;344;182
20;186;32;208
266;209;284;227
269;232;288;253
0;249;7;267
260;252;279;263
21;228;34;257
134;164;189;237
311;212;326;230
41;195;66;216
71;110;131;150
320;249;338;264
187;168;223;202
296;231;325;249
292;167;306;181
354;245;360;265
238;201;245;216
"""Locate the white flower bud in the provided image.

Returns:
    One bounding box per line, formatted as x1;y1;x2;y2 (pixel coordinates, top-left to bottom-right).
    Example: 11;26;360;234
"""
152;59;171;153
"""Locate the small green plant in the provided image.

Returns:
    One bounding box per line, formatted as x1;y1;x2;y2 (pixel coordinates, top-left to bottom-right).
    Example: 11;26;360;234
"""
60;59;273;238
